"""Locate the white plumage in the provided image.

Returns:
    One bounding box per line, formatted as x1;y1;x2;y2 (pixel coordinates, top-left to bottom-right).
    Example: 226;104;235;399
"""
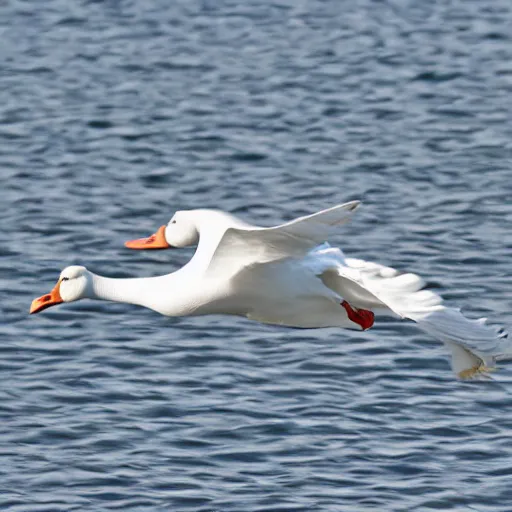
31;201;509;379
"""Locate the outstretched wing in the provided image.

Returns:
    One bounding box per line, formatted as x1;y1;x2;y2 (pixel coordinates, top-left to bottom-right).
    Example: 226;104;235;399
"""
405;307;510;377
350;267;509;378
204;201;361;278
317;247;510;378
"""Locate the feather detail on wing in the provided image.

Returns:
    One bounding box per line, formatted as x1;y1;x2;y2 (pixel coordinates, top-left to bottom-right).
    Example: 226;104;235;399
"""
205;201;361;278
405;307;509;379
357;275;509;378
313;245;511;379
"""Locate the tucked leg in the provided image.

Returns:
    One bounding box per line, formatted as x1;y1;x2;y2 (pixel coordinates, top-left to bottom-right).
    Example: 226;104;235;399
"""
341;300;375;330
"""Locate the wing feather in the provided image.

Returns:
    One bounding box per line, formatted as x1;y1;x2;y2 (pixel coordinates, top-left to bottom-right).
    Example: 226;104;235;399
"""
319;249;510;378
205;201;361;277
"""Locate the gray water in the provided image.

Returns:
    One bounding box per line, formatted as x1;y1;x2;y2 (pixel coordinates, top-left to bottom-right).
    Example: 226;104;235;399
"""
2;0;512;510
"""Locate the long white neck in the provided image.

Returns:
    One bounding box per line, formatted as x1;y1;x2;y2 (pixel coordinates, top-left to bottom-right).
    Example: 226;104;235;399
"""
187;210;255;271
82;267;224;317
86;272;179;314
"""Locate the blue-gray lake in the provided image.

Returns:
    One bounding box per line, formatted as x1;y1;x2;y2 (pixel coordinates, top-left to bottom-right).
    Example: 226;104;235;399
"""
1;0;512;510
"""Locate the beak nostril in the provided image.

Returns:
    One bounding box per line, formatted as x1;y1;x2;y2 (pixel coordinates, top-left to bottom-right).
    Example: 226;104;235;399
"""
30;285;63;314
125;226;169;250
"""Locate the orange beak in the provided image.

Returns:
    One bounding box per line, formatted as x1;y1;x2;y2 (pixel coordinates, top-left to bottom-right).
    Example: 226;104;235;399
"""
30;280;64;314
124;225;170;250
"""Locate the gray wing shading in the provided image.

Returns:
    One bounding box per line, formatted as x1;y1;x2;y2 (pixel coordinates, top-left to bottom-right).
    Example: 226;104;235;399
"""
405;308;510;377
320;248;510;378
341;257;510;378
205;201;361;278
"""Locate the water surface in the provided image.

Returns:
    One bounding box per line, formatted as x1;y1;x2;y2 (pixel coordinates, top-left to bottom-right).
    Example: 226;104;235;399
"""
1;0;512;510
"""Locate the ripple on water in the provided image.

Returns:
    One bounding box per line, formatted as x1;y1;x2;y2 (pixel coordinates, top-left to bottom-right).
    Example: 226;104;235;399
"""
2;0;512;510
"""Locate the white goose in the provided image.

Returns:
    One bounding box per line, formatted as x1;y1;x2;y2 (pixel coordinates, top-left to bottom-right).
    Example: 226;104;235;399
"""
31;201;509;379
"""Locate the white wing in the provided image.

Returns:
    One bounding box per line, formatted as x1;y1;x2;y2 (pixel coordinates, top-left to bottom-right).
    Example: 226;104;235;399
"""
317;247;510;378
405;308;509;377
351;265;509;378
204;201;360;277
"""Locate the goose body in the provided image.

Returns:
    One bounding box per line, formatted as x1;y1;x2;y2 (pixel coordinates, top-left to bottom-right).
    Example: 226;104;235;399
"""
31;201;510;379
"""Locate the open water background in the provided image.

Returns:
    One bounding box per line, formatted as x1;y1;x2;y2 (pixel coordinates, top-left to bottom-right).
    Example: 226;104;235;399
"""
1;0;512;510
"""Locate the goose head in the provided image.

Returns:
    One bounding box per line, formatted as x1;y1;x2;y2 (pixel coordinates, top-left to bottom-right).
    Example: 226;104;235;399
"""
125;211;199;250
30;265;91;314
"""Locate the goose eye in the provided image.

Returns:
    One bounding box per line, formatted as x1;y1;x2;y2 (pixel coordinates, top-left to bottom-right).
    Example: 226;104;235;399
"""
61;277;69;282
171;220;177;224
